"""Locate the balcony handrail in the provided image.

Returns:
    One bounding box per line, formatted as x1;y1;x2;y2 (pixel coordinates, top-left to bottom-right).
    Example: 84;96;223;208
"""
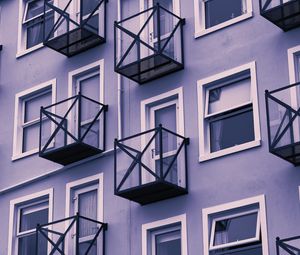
115;124;189;192
36;213;107;255
115;3;185;69
266;81;300;95
39;93;108;153
276;236;300;255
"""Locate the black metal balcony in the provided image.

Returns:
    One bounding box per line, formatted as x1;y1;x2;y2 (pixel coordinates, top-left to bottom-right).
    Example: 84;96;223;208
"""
260;0;300;31
39;93;108;165
114;125;189;205
36;213;107;255
43;0;107;57
114;3;185;84
265;82;300;166
276;236;300;255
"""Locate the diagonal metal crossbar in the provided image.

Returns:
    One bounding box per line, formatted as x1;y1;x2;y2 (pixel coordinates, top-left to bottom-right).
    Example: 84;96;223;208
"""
36;213;108;255
276;236;300;255
39;92;108;155
114;124;189;193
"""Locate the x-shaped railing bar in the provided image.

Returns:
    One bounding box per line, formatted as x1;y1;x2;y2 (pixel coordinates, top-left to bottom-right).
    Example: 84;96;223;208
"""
81;0;106;28
261;0;273;11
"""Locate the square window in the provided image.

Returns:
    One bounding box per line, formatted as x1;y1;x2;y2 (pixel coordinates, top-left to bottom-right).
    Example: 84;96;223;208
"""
13;80;56;160
198;63;261;161
142;215;188;255
202;196;268;255
194;0;253;37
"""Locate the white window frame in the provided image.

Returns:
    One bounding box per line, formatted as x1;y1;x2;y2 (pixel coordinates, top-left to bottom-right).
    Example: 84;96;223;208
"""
202;195;269;255
12;79;57;161
7;188;54;255
209;208;260;250
197;62;261;162
140;87;185;185
193;0;253;38
67;60;104;146
65;173;104;254
142;214;188;255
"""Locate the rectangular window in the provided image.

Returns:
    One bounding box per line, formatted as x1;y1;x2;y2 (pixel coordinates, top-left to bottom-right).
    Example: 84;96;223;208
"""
13;80;56;160
18;0;54;56
142;214;188;255
198;62;260;161
194;0;252;37
202;195;268;255
8;189;53;255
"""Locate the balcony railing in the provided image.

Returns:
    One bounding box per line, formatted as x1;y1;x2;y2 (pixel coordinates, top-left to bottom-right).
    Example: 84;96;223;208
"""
36;213;107;255
265;82;300;165
114;125;189;205
114;3;185;84
259;0;300;31
276;236;300;255
43;0;107;57
39;93;108;165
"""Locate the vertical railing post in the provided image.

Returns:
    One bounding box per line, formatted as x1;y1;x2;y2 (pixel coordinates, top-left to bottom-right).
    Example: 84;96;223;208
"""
114;22;117;70
114;139;117;193
156;3;161;53
78;92;82;142
159;124;163;180
39;107;43;154
43;0;46;43
265;90;273;152
276;237;280;255
36;224;40;255
80;0;83;25
76;213;80;255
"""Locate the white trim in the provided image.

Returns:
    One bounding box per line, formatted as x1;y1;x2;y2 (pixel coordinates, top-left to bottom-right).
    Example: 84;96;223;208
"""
193;0;253;38
142;214;188;255
197;62;261;162
202;195;269;255
65;173;104;254
7;188;54;255
12;79;57;161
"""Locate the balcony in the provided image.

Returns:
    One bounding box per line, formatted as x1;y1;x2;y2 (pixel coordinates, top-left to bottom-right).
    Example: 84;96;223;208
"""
43;0;107;57
36;213;107;254
260;0;300;31
114;125;189;205
114;4;185;84
39;93;108;165
265;82;300;165
276;236;300;255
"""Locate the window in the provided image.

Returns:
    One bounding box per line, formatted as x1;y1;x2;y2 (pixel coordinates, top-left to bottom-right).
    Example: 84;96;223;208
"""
8;189;53;255
194;0;253;37
141;87;185;186
66;174;104;254
13;79;56;160
18;0;54;56
142;214;188;255
197;62;260;161
202;195;269;255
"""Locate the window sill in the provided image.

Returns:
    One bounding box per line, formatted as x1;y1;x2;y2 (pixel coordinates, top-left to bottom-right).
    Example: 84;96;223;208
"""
16;43;44;59
194;12;253;39
12;148;39;161
199;139;261;162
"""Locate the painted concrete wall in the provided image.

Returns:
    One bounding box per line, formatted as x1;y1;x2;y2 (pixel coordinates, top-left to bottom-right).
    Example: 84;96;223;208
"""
1;0;300;255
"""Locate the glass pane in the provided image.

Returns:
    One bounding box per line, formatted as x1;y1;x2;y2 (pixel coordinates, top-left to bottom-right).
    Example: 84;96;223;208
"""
154;104;177;154
81;121;99;148
153;0;173;38
22;123;39;152
27;20;43;48
79;241;97;255
20;204;48;232
81;0;100;17
26;0;43;20
205;0;245;28
18;232;47;255
208;77;251;115
213;212;258;246
156;230;181;255
155;155;178;183
78;189;98;238
79;74;100;101
210;109;254;152
209;245;262;255
24;90;52;123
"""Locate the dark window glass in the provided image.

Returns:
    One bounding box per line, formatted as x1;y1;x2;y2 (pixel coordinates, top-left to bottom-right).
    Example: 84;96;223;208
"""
205;0;245;28
18;233;47;255
210;109;254;152
156;230;181;255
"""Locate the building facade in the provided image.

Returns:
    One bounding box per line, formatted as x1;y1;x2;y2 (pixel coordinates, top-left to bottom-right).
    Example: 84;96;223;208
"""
0;0;300;255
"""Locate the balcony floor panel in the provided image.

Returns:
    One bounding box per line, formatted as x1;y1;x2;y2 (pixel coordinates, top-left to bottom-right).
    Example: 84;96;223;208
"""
116;181;187;205
272;141;300;165
261;0;300;31
40;142;103;165
116;54;183;84
44;27;105;57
